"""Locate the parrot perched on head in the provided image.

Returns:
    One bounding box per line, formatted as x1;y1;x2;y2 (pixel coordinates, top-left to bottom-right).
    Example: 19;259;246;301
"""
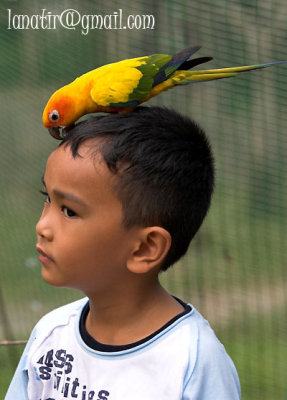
43;46;286;139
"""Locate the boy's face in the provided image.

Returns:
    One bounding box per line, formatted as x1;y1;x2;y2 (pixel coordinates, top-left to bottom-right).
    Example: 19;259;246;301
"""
36;141;137;295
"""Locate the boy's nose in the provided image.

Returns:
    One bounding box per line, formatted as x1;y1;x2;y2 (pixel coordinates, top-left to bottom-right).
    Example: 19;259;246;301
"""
36;215;53;241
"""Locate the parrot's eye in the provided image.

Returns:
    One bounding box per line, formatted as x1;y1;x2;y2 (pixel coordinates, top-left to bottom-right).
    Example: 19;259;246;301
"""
49;110;60;123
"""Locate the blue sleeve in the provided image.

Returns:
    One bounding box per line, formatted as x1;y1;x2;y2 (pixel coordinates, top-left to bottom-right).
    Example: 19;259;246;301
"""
4;327;37;400
4;299;87;400
183;324;241;399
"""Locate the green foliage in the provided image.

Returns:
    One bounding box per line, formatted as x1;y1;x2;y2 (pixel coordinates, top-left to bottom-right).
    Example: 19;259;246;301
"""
0;345;25;397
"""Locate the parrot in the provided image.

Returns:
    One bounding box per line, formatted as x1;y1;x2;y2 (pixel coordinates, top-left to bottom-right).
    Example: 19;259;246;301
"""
42;46;286;139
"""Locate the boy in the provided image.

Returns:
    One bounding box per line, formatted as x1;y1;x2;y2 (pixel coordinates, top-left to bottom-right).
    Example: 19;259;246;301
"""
6;106;240;399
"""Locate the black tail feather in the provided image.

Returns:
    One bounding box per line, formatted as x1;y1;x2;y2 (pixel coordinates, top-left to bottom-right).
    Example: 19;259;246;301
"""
180;56;213;70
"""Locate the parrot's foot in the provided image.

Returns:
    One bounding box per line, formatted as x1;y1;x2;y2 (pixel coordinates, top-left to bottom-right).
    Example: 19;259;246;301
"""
117;106;136;114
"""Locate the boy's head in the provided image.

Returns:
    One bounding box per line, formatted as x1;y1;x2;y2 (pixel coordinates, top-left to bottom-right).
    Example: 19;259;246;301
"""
60;106;214;271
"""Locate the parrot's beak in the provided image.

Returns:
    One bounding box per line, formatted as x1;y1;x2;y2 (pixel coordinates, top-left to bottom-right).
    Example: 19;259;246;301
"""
48;127;62;140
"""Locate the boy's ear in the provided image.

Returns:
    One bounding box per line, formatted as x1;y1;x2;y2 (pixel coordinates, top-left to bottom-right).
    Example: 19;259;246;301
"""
127;227;171;274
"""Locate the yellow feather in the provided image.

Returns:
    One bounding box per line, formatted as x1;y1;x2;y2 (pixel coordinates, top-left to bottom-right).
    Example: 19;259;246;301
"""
76;58;148;106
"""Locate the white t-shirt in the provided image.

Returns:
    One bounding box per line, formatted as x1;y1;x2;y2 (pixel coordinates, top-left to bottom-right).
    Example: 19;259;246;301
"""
5;297;241;399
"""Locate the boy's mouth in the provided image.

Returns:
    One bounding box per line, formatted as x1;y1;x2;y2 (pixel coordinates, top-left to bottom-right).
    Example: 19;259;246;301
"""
36;245;54;264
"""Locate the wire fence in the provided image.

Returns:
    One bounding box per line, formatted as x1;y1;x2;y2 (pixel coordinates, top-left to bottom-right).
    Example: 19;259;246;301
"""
1;0;287;398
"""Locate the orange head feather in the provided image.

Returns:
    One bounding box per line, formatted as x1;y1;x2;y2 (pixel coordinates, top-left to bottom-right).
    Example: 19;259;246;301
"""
42;90;77;128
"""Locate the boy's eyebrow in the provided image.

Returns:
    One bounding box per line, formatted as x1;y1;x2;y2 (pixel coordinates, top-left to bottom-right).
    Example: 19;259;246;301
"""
41;176;87;207
53;189;88;207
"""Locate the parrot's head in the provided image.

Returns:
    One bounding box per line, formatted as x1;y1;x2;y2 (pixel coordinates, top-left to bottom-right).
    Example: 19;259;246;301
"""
42;88;78;139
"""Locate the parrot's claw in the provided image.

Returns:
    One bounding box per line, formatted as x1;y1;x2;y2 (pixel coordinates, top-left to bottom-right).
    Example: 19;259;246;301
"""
62;123;75;136
48;126;62;140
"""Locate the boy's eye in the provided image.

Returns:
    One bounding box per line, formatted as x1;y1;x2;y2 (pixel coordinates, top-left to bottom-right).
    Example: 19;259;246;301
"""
40;191;76;217
40;190;50;203
62;206;77;218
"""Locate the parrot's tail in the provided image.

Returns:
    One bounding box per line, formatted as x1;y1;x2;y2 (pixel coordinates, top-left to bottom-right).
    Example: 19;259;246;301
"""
149;60;287;98
178;60;287;82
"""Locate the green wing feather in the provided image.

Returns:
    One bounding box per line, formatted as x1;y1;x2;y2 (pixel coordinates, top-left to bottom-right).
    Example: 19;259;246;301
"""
127;55;172;102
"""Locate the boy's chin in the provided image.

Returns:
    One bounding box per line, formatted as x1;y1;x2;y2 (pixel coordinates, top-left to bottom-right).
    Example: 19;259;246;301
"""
41;268;67;288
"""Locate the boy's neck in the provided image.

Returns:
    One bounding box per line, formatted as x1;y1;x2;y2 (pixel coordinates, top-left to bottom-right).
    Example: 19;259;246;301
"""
85;282;185;346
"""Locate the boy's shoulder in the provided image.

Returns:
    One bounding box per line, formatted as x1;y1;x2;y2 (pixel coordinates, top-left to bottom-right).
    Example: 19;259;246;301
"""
182;308;241;397
182;306;232;366
33;297;87;337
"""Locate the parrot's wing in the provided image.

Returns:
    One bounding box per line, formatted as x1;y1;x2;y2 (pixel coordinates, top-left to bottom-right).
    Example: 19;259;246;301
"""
152;46;202;86
89;55;173;108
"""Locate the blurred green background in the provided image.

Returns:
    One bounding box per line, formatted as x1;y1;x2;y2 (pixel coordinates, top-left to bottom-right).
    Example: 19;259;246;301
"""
1;0;287;398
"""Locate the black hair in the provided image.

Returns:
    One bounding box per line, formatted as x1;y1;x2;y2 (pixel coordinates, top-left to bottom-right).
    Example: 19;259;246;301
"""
61;106;214;271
